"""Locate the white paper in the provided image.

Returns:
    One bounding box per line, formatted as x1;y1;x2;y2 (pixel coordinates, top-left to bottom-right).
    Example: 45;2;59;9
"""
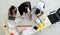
7;21;16;28
22;28;34;35
15;17;23;25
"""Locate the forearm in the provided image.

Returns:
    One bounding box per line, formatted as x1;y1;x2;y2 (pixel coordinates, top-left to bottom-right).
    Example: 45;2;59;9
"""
29;13;32;20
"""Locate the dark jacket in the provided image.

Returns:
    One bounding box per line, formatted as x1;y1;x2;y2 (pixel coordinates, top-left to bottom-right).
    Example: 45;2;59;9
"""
18;1;31;16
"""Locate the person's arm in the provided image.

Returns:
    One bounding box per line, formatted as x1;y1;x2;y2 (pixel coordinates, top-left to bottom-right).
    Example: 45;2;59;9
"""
29;8;36;20
8;11;12;16
29;13;32;20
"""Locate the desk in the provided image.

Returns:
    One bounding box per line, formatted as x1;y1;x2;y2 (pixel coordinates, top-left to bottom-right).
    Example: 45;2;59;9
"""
3;21;51;35
3;13;51;35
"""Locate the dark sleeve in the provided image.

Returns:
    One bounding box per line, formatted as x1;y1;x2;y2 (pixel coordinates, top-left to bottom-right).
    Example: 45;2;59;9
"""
43;2;45;9
18;3;25;15
29;2;31;11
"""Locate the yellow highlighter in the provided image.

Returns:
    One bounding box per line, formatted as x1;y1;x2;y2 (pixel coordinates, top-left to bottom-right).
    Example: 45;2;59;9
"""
35;18;44;29
37;22;44;29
